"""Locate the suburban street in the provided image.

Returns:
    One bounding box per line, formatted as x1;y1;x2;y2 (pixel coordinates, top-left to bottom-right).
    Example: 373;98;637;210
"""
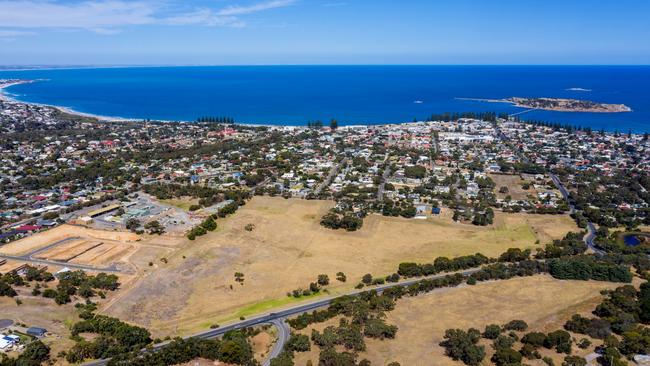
376;166;391;201
549;173;604;255
314;158;348;195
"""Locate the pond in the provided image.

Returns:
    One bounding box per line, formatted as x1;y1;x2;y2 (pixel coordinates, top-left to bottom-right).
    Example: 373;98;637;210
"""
624;235;641;246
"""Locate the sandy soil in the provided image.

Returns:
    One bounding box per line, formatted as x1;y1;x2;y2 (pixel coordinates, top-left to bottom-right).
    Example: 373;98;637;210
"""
70;243;132;266
293;275;619;366
0;224;139;256
174;359;236;366
251;328;277;364
104;197;578;336
37;240;101;261
0;260;31;273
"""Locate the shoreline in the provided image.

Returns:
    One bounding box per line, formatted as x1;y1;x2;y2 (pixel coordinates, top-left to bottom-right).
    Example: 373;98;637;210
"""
0;79;640;130
0;79;412;128
0;80;288;127
1;80;144;122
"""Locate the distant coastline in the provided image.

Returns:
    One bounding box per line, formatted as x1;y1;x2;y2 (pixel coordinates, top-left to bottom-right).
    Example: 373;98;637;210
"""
0;79;134;122
1;65;647;132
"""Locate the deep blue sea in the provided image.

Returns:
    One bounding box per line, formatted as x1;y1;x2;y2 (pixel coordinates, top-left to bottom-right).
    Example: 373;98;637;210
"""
1;65;649;132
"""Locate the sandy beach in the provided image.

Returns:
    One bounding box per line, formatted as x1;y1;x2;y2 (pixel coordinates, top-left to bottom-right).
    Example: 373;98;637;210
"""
0;78;136;122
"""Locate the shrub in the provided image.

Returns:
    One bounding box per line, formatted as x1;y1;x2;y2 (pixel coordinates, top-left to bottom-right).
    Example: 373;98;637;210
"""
504;319;528;331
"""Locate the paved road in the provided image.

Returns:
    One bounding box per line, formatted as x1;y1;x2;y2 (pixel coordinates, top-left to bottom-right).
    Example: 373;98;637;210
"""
497;127;604;256
376;166;391;201
0;217;37;230
25;236;81;258
83;267;482;366
314;158;347;195
549;173;604;255
263;318;290;366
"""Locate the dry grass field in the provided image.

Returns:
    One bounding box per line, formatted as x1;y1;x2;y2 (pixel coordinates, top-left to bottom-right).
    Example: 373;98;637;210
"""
489;173;538;200
251;327;277;364
103;196;578;336
292;275;619;366
0;296;79;360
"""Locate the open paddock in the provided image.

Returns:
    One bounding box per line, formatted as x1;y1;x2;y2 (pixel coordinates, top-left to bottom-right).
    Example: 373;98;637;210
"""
292;275;620;366
104;196;579;336
489;173;538;200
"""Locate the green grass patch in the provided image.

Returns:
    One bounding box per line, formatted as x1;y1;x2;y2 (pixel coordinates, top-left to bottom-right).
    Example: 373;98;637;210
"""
203;291;328;328
10;330;35;343
160;198;198;211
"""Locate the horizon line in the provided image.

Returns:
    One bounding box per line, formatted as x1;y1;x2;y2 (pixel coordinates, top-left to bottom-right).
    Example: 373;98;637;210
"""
1;63;650;72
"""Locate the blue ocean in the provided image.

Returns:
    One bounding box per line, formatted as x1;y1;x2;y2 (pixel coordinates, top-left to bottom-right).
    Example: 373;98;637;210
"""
1;65;649;132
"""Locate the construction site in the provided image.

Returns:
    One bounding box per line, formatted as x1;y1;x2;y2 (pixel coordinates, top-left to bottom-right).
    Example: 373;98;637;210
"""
0;224;140;274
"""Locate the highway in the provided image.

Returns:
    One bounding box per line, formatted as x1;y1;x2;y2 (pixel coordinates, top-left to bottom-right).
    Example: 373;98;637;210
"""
83;267;482;366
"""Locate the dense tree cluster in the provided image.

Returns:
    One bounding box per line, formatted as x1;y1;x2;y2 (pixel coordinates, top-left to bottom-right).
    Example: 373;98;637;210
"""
535;231;588;259
441;319;578;366
42;270;120;305
547;256;632;283
66;314;152;363
397;253;490;278
320;210;363;231
187;200;244;239
439;328;485;365
187;216;217;240
565;170;650;228
196;116;236;124
563;283;650;360
425;111;500;123
108;330;257;366
0;340;50;366
380;199;417;218
2;266;118;304
403;165;427;179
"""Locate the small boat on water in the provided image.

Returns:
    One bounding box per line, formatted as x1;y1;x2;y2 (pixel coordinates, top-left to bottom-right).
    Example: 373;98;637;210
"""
413;100;423;104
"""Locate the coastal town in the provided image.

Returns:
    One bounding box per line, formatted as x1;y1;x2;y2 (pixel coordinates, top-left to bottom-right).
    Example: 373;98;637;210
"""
1;83;650;366
1;89;648;238
1;0;648;364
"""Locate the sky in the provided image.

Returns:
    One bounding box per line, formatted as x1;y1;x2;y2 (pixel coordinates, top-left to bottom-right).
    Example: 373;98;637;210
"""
0;0;649;65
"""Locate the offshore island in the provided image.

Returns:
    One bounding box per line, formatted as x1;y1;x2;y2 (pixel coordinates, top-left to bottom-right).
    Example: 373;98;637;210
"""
458;96;632;113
